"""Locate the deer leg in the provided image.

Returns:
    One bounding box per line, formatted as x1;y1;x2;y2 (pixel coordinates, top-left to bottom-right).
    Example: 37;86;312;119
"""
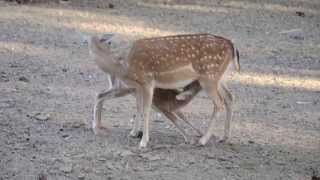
139;85;154;148
129;89;142;137
175;111;203;137
199;80;224;146
93;93;105;135
219;83;233;142
93;88;135;135
176;81;201;101
159;110;190;143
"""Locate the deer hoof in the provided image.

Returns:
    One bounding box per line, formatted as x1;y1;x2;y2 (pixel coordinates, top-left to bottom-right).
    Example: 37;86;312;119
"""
129;130;143;139
139;139;148;149
93;126;109;136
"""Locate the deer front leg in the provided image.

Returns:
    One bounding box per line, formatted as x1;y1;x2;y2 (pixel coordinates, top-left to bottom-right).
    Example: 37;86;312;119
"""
93;88;135;135
139;85;154;148
129;90;142;138
93;93;106;135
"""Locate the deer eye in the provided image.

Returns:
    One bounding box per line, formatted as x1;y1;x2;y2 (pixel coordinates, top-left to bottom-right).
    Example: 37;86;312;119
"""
108;41;112;45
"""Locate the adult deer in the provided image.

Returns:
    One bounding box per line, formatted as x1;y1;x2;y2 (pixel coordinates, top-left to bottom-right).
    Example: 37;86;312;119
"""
89;33;240;148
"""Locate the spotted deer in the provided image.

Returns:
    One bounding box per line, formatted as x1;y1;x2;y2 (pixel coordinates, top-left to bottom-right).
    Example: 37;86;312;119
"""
89;33;240;148
94;78;203;143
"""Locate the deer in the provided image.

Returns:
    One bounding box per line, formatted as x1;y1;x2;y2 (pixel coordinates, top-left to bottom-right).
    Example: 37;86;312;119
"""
89;33;240;148
93;77;204;143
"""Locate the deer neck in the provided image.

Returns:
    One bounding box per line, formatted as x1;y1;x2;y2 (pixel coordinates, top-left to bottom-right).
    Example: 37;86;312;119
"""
96;56;127;78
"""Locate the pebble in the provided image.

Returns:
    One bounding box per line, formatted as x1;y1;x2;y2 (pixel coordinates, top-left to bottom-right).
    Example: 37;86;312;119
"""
37;173;47;180
0;100;15;108
140;153;161;161
18;76;29;82
34;113;50;121
295;11;305;17
240;161;256;170
0;72;9;82
108;3;114;9
118;150;134;157
60;163;73;173
78;173;85;180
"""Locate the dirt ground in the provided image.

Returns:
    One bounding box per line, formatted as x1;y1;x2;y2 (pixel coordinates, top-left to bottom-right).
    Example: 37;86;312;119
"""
0;0;319;179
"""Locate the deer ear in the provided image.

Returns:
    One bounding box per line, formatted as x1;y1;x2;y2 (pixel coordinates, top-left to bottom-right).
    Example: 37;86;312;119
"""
100;33;115;42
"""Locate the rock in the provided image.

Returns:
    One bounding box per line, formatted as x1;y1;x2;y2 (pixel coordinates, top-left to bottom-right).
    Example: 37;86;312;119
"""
62;134;70;139
77;173;85;180
217;157;229;162
37;173;47;180
18;76;29;82
295;11;305;17
108;3;114;9
240;162;256;170
119;150;134;157
141;153;161;161
0;72;9;82
0;100;15;108
34;113;50;121
60;163;73;173
290;34;304;40
98;157;107;162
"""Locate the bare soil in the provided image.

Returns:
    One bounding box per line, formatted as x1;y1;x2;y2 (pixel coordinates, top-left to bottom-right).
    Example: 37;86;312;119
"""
0;0;319;179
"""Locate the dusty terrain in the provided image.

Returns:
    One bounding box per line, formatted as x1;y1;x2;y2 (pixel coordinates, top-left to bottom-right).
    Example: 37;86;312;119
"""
0;0;319;179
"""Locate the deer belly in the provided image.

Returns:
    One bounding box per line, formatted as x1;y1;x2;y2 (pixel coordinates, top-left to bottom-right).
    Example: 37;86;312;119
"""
154;64;198;89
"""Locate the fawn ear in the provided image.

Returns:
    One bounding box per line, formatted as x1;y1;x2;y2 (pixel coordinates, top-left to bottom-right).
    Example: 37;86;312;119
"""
100;33;115;43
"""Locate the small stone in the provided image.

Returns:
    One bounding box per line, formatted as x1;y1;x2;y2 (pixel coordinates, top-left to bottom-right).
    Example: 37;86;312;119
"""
78;173;85;180
0;72;9;82
141;153;161;161
217;157;228;162
108;3;114;9
18;76;29;82
119;150;134;157
240;162;256;170
0;100;14;108
98;156;107;162
154;119;163;123
112;124;120;127
295;11;305;17
70;122;84;128
290;34;304;40
60;163;73;173
62;134;70;138
34;113;50;121
248;140;255;144
37;173;47;180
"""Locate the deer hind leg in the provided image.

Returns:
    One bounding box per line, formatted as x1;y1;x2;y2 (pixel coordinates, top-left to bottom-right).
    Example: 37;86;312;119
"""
93;88;135;135
199;80;225;146
219;83;233;142
159;110;190;143
139;85;154;148
175;111;203;137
